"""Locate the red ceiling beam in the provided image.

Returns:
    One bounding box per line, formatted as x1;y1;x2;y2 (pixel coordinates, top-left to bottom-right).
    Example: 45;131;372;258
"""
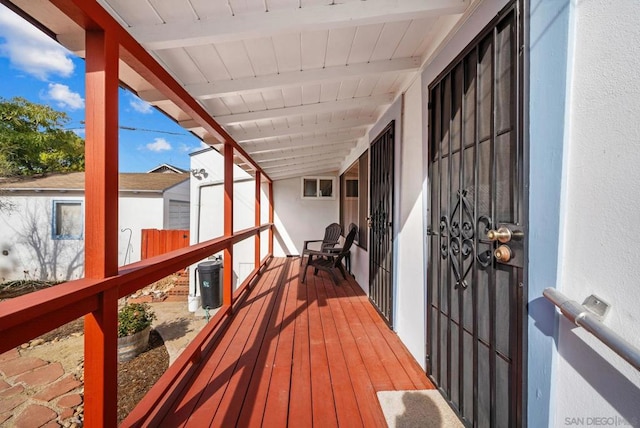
49;0;271;182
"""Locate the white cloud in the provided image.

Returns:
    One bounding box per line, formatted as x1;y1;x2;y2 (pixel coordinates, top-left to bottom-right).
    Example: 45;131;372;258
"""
146;138;172;152
0;5;75;80
129;95;153;114
178;144;194;153
47;83;84;110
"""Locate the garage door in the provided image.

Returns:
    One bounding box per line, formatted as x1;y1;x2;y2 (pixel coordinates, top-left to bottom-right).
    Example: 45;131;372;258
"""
168;200;190;230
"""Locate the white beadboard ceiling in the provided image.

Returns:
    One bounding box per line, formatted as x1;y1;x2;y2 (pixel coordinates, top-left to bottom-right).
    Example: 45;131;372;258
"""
9;0;469;180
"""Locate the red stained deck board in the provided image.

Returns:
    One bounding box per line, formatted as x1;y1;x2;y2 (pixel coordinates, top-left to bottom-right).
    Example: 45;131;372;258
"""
261;259;298;427
324;279;390;427
153;258;434;427
233;260;292;427
210;259;293;428
306;271;339;427
234;263;292;427
338;278;417;390
287;277;312;427
354;286;433;390
315;274;364;428
331;282;395;392
163;258;283;427
184;259;284;427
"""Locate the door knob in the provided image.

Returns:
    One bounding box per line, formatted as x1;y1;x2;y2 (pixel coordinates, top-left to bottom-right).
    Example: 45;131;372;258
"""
494;245;512;263
487;226;512;243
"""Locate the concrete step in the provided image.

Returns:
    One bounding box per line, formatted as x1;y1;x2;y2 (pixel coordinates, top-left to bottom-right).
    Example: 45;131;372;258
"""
167;284;189;296
164;294;187;302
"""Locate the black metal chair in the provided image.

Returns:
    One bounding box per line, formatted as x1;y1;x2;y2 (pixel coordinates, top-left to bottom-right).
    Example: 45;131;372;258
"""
301;224;357;286
299;222;342;266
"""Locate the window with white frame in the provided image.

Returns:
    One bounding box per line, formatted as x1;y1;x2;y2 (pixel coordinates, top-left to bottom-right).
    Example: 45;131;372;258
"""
52;201;83;240
301;177;335;199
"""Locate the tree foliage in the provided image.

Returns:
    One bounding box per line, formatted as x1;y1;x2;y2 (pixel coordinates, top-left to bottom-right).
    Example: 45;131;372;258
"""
0;97;85;177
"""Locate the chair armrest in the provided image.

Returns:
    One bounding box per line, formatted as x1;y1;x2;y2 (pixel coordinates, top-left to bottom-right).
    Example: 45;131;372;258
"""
302;239;323;250
304;249;336;257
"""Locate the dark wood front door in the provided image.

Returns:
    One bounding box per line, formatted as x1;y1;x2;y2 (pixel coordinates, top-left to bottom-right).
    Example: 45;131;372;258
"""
369;122;395;326
427;4;524;427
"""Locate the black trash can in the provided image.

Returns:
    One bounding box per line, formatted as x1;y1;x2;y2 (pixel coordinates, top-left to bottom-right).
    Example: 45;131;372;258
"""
197;259;223;309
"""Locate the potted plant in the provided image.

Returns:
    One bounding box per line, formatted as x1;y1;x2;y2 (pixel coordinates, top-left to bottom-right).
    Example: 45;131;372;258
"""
117;303;156;362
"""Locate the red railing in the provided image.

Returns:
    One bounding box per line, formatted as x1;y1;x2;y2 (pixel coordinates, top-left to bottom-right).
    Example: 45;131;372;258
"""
141;229;190;261
0;225;271;351
2;1;277;425
0;224;273;420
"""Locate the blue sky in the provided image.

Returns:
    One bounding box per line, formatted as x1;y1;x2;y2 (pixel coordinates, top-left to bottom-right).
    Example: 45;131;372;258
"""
0;4;206;172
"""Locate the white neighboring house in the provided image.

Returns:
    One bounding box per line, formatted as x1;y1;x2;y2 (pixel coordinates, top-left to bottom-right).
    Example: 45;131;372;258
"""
188;147;269;310
0;171;189;281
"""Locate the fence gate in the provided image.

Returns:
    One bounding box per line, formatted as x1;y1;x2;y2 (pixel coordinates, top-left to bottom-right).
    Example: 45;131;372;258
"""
141;229;190;260
427;4;524;427
369;122;395;326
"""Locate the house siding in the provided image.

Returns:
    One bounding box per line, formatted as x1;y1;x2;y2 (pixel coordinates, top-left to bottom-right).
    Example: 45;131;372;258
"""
118;195;165;266
528;0;573;426
272;176;339;258
0;194;85;281
0;179;190;279
188;148;266;304
553;0;640;425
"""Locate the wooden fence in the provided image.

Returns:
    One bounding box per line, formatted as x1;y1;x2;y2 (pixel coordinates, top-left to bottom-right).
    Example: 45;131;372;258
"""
141;229;190;260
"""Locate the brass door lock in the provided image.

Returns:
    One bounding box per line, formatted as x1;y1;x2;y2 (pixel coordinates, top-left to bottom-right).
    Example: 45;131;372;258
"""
487;226;513;243
494;245;512;263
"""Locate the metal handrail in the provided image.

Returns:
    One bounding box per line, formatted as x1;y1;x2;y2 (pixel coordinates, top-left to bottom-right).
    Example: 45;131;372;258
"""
543;288;640;371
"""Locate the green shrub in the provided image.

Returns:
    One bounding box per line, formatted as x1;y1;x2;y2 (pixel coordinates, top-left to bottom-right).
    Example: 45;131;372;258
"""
117;303;156;338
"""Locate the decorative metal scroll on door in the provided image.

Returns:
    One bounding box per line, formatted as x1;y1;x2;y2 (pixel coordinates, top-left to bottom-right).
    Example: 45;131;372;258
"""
369;122;394;327
427;4;524;428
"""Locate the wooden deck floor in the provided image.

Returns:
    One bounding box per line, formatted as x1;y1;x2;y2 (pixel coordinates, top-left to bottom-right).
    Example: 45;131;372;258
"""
157;257;434;427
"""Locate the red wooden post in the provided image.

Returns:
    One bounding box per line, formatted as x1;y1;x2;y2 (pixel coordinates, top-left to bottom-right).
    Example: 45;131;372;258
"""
255;171;261;269
268;181;274;255
83;28;119;427
223;143;234;307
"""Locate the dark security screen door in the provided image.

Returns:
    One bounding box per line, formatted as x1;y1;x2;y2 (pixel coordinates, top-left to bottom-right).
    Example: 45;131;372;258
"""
369;122;395;326
427;4;524;427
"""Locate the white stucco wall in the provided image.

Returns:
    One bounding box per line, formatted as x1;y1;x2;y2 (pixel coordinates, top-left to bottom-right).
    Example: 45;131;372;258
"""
260;181;270;261
189;148;262;301
0;190;178;279
394;78;426;369
272;176;338;257
0;194;85;281
553;0;640;425
118;194;165;266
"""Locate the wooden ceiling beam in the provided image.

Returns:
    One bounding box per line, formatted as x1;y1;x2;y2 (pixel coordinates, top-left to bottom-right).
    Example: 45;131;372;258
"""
129;0;469;49
255;149;351;164
186;58;418;99
215;93;394;125
231;118;373;143
242;136;360;154
48;0;270;181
